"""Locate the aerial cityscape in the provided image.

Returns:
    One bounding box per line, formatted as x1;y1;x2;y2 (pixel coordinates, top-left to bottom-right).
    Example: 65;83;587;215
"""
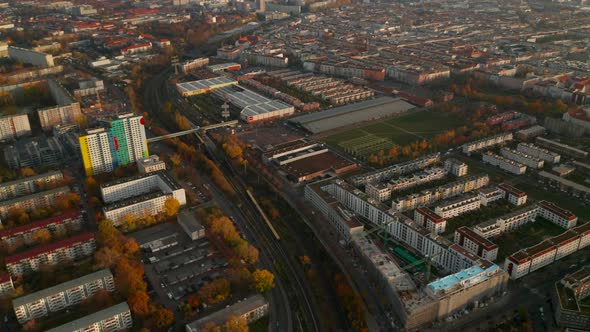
0;0;589;331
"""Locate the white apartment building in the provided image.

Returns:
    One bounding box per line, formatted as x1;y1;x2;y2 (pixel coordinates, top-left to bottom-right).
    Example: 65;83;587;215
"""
46;302;133;332
478;187;503;206
414;207;446;234
0;114;31;141
517;143;561;164
365;182;391;202
497;183;528;206
13;269;115;323
537;200;578;229
504;222;590;279
474;205;539;238
79;128;116;175
0;186;70;222
454;227;498;261
0;170;63;201
177;57;209;74
434;193;481;219
0;273;14;296
388;167;447;192
462;133;513;154
444;158;468;177
100;171;184;204
500;148;544;169
38;103;82;130
350;153;440;185
0;211;83;248
5;233;96;277
483;151;527;175
103;192;178;226
137;155;166;174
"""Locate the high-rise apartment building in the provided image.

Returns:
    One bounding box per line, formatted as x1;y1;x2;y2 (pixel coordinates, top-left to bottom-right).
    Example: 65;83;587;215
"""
79;114;149;176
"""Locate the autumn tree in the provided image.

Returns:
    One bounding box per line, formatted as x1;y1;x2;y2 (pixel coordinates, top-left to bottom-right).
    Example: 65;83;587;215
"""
31;229;52;245
164;198;180;217
19;167;36;177
200;322;221;332
223;316;249;332
128;290;151;316
153;307;175;329
198;279;231;305
80;289;114;314
252;269;275;293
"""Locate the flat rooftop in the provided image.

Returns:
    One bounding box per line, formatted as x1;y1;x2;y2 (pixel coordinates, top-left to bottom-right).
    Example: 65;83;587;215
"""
46;302;130;332
176;76;236;94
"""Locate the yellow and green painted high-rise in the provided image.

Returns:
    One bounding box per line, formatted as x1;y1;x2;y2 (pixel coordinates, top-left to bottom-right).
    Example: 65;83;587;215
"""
79;114;149;176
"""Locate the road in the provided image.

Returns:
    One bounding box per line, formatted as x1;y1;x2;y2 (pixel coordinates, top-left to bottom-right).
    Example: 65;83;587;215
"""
143;70;303;332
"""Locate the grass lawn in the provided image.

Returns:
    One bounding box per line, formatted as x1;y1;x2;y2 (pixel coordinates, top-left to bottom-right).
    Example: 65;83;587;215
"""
249;316;270;332
494;217;566;263
515;182;590;220
323;109;466;158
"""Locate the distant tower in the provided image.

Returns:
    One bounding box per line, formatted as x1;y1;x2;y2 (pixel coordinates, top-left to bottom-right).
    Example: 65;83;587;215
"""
257;0;265;12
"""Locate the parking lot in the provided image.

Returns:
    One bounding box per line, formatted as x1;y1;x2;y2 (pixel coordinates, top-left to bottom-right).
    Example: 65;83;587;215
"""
129;221;228;309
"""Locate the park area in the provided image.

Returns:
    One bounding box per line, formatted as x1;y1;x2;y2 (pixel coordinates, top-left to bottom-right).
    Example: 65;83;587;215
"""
323;110;466;159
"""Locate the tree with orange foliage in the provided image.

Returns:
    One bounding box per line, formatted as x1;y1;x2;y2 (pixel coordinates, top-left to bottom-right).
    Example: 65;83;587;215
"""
153;307;175;329
223;316;249;332
128;290;151;316
19;167;36;177
252;269;275;293
198;279;230;305
80;289;114;315
31;229;52;245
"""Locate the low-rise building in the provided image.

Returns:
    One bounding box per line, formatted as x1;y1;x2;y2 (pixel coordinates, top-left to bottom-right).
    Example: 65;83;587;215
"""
478;187;503;206
474;205;539;238
185;295;269;332
482;151;527;175
538;200;578;229
5;233;96;277
454;226;498;261
46;302;132;332
414;207;446;234
0;273;14;296
444;158;468;177
13;269;115;323
517;143;560;164
462;133;513;154
365;182;391;202
0;211;83;248
136;155;166;174
497;183;528;206
177;210;205;241
434;193;481;219
0;170;63;201
388;167;447;192
500;147;544;169
536;137;588;159
516;125;545;140
349;153;440;186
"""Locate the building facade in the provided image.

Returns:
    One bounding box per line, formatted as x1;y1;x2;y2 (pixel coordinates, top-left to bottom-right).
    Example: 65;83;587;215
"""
0;211;83;248
5;233;96;277
38;103;82;130
46;302;132;332
434;193;481;219
517;143;560;164
0;170;63;201
0;114;31;141
497;183;528;206
454;226;498;261
0;186;70;222
537;200;578;229
414;207;446;234
137;155;166;174
13;269;115;323
444;158;468;177
482;152;527;175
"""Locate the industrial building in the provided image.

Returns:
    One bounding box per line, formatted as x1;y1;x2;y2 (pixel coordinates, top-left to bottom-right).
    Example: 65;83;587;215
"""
553;267;590;330
5;233;96;277
454;226;499;261
212;86;295;123
0;170;63;201
0;114;31;141
517;142;561;164
462;133;513;154
13;269;115;323
288;97;414;134
79;114;149;176
175;76;237;97
46;302;133;332
500;147;544;169
482;151;527;175
0;186;70;222
186;295;269;332
504;222;590;279
0;211;83;248
101;171;186;225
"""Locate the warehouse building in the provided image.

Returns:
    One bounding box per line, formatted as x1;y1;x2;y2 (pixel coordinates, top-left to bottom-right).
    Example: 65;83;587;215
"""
13;269;115;323
175;76;237;97
454;226;498;261
177;210;206;241
213;86;295;123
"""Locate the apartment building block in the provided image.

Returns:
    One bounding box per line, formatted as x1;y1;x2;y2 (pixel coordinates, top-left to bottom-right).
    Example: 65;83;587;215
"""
434;193;481;219
349;153;440;185
0;114;31;141
0;170;63;201
537;200;578;229
478;187;503;206
0;211;84;248
444;158;468;177
462;133;513;154
454;227;498;261
13;269;115;323
5;233;96;277
500;147;544;169
483;151;527;175
365;182;391;202
497;183;528;206
0;273;14;296
136;155;166;174
0;186;70;222
517;143;560;164
414;207;446;234
388;167;447;192
474;205;539;238
46;302;132;332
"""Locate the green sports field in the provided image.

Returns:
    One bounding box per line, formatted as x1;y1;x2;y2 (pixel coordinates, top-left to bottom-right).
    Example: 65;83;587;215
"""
324;110;465;158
